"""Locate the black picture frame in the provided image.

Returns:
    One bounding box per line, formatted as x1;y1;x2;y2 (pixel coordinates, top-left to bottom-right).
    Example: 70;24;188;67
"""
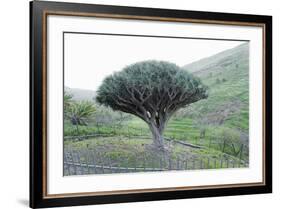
30;1;272;208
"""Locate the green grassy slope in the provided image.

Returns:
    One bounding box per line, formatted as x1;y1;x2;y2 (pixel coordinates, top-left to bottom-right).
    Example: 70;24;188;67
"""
180;43;249;131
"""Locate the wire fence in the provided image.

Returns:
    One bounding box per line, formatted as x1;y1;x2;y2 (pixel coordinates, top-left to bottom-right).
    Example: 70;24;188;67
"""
63;146;248;176
64;124;249;176
64;129;248;162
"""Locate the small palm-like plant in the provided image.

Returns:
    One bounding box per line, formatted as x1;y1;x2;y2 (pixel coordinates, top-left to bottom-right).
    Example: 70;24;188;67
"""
67;101;96;135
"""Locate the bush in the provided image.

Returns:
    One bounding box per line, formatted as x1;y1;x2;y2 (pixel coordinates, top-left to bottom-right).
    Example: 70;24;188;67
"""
212;127;242;156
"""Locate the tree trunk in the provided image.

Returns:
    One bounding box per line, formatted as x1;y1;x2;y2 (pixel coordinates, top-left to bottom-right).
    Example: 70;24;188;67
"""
148;123;165;151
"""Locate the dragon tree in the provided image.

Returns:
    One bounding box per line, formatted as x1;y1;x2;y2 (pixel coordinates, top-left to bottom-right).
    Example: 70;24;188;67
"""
96;60;208;150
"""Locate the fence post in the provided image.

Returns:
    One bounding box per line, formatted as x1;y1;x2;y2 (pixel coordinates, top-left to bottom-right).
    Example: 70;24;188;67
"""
63;151;71;175
92;150;98;174
69;151;78;175
152;158;156;171
143;157;146;171
77;151;83;174
101;154;105;174
168;157;172;170
176;157;180;170
220;158;223;168
192;159;196;169
126;158;129;173
85;150;91;174
108;156;112;174
226;158;229;168
207;157;210;169
134;158;137;172
200;159;203;169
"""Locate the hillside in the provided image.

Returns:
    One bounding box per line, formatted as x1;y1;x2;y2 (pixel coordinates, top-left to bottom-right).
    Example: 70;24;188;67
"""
182;43;249;75
178;43;249;133
65;87;96;101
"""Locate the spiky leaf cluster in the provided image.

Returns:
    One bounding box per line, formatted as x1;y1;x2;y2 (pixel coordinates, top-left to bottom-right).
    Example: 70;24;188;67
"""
67;101;96;126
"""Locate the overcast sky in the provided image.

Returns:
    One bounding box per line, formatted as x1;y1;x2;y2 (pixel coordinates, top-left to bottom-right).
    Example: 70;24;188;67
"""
64;33;245;91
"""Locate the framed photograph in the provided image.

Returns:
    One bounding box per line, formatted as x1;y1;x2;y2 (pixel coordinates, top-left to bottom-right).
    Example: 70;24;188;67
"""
30;1;272;208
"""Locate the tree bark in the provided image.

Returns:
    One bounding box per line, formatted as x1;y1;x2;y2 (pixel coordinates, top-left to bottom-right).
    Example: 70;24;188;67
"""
148;122;165;151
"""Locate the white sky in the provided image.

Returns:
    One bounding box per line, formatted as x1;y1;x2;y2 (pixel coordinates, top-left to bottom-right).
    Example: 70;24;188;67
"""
64;33;245;91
